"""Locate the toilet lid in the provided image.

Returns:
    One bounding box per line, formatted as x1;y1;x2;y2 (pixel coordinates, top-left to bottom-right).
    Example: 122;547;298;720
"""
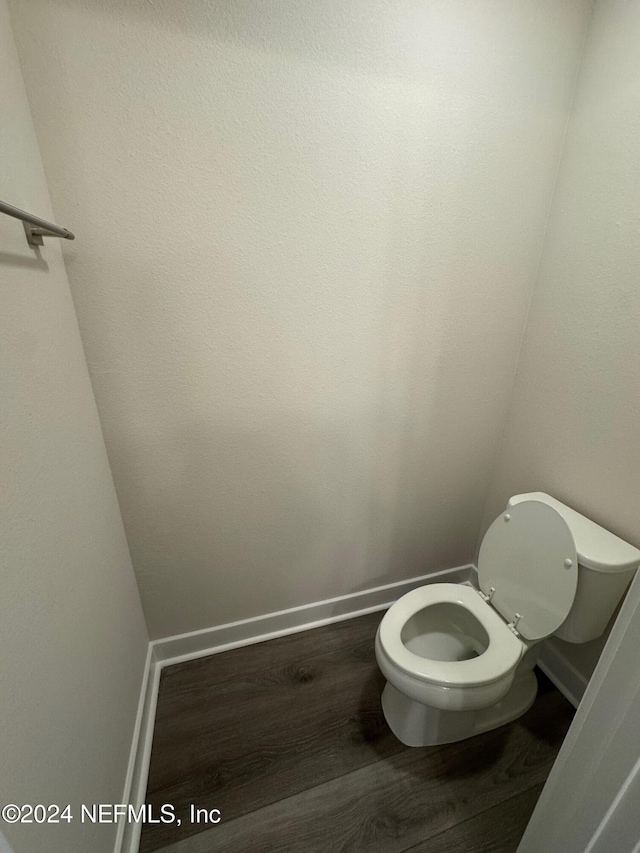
478;500;578;641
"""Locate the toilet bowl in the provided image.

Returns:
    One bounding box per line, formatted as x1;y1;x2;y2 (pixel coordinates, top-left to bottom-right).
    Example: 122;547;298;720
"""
375;493;640;747
375;583;537;746
376;584;525;713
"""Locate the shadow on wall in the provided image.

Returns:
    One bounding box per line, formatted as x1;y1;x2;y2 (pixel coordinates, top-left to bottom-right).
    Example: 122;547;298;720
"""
102;150;499;639
16;0;573;638
100;126;493;636
0;250;48;271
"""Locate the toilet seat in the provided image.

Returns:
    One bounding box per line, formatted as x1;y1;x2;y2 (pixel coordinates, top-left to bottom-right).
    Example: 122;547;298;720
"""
377;584;523;688
478;500;578;640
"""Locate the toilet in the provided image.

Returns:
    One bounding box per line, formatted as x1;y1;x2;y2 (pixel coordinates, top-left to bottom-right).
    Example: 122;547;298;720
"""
375;492;640;747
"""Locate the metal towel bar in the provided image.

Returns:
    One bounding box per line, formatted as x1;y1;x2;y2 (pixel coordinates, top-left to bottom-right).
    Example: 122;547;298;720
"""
0;198;75;246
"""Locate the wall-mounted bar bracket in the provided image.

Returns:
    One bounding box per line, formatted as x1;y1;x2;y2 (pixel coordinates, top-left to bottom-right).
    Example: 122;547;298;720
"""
22;221;74;247
0;198;75;247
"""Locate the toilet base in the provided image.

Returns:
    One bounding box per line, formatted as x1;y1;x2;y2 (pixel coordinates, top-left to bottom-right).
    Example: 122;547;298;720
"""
381;668;538;747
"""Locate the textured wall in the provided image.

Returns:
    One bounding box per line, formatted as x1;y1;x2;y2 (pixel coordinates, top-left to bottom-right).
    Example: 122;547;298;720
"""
10;0;590;639
482;0;640;552
0;3;149;851
482;0;640;679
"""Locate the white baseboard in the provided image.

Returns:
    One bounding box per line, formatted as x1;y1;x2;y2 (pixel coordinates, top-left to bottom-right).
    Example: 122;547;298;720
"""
115;646;161;853
115;563;473;852
153;565;474;667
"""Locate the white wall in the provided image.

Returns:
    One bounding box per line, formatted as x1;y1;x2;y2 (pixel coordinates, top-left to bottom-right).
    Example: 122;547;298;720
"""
9;0;590;639
0;3;149;851
518;574;640;853
483;0;640;684
483;0;640;548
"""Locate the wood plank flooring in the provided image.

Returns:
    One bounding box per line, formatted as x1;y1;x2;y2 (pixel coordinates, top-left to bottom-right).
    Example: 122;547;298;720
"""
141;612;574;853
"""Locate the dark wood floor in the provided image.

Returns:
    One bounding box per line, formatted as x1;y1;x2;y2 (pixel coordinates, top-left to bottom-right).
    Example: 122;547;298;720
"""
140;612;574;853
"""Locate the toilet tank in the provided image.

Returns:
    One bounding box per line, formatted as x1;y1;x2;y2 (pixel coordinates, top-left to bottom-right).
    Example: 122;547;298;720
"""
508;493;640;643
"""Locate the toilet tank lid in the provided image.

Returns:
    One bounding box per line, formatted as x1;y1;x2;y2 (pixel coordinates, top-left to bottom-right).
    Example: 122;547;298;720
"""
507;493;640;574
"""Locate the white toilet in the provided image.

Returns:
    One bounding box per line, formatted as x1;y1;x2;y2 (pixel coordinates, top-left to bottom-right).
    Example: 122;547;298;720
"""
375;492;640;747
